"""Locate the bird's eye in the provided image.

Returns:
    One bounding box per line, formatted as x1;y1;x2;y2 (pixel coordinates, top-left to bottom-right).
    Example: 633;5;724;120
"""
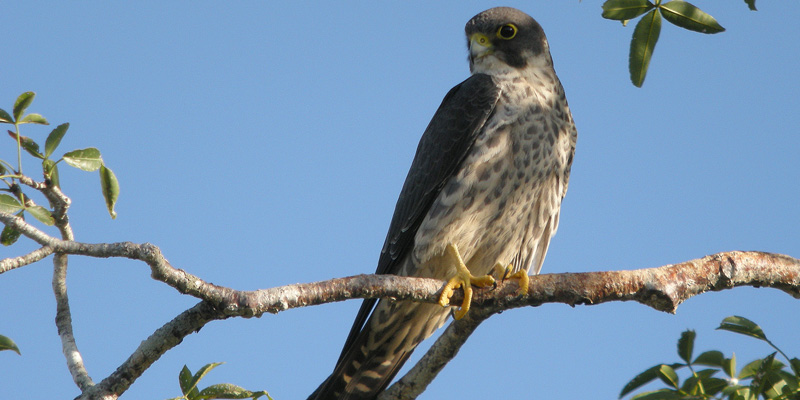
497;24;517;40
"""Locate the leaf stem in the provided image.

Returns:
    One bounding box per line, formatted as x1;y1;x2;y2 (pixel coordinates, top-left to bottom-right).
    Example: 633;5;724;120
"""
14;123;22;175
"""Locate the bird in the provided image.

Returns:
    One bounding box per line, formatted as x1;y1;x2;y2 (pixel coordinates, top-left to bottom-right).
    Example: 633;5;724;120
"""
309;7;577;399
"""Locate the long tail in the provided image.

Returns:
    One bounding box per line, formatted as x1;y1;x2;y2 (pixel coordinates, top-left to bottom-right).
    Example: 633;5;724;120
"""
308;300;451;400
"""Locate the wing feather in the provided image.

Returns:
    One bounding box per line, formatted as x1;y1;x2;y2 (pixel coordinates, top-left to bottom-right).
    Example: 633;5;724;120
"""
336;73;501;361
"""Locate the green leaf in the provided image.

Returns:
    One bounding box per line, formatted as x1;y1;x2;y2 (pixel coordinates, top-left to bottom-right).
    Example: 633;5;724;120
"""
677;330;695;364
722;354;737;378
7;130;44;159
682;370;727;396
179;365;200;398
197;383;262;399
694;350;724;367
681;368;727;394
99;165;119;219
0;194;23;214
660;1;725;34
0;108;13;124
717;316;768;341
18;113;49;125
657;364;680;389
744;0;757;11
694;369;718;379
191;362;224;388
722;385;752;400
602;0;655;21
761;370;798;398
629;9;661;87
751;353;778;395
630;389;683;400
42;159;60;188
620;365;664;398
740;354;784;380
63;148;103;171
698;377;730;396
721;384;746;395
790;358;800;378
26;205;54;226
44;123;69;159
0;334;21;354
740;359;762;380
1;221;22;246
13;92;35;122
620;364;685;398
780;370;799;390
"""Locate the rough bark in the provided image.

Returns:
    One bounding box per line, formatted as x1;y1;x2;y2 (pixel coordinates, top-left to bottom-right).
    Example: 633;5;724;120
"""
2;212;799;399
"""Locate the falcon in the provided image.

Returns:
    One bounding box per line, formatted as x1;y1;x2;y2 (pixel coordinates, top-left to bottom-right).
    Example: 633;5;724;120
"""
309;7;577;399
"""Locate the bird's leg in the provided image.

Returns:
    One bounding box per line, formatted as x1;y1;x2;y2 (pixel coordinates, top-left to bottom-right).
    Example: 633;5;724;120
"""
438;243;496;320
492;263;530;296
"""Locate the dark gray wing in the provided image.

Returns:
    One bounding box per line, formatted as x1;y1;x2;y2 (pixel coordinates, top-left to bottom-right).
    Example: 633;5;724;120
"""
337;73;500;360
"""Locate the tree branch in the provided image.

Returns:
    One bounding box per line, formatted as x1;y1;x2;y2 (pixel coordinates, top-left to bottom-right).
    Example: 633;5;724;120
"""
379;307;492;400
381;251;800;399
0;245;53;273
53;253;94;391
78;302;224;400
27;176;94;392
18;174;73;234
2;211;799;399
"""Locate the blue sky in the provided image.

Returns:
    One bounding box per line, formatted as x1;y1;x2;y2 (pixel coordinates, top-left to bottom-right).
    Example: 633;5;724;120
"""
1;2;798;399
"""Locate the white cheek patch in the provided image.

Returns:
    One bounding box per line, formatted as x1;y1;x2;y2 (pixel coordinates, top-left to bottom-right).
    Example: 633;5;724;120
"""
470;55;514;75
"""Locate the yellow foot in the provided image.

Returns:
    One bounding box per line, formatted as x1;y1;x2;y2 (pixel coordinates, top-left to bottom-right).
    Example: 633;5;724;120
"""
492;263;530;296
438;243;496;320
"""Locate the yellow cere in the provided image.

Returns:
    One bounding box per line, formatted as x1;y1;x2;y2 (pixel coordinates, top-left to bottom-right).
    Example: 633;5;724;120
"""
470;32;491;47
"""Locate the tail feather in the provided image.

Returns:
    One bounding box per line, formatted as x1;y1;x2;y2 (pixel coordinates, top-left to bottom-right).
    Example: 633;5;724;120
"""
308;300;450;400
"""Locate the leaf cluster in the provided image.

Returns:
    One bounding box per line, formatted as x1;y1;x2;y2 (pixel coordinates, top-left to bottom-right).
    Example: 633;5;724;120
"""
0;92;120;245
167;363;272;400
621;316;800;400
601;0;740;87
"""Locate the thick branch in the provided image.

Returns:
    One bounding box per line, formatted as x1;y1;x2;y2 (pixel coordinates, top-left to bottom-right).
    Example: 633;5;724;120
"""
1;212;445;316
381;251;800;399
2;212;798;399
461;251;800;313
2;211;799;316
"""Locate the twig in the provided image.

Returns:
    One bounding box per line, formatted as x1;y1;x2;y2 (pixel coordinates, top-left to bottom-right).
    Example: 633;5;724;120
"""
18;174;73;231
78;302;224;400
0;245;53;273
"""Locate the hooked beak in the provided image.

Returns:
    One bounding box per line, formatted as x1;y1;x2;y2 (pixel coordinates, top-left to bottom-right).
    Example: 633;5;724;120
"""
469;32;494;60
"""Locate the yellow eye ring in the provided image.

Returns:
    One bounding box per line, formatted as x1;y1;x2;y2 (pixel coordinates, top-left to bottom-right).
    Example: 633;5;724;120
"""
497;24;517;40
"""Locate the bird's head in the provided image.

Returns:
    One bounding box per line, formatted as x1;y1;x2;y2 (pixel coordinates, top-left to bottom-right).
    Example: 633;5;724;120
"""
465;7;551;75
